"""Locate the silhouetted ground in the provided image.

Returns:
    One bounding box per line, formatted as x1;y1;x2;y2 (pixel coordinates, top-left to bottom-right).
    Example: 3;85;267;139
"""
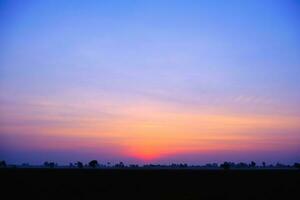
1;168;299;200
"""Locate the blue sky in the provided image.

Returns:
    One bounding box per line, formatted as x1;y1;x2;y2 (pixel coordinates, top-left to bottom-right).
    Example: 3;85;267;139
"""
0;0;300;164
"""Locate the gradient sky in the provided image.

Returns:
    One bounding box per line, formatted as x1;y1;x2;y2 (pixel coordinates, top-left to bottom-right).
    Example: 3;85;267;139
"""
0;0;300;165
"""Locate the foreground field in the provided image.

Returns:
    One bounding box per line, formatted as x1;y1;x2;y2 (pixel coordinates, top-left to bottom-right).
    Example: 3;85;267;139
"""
1;168;299;200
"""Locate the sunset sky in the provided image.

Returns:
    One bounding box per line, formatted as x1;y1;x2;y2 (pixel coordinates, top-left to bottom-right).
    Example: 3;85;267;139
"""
1;0;300;165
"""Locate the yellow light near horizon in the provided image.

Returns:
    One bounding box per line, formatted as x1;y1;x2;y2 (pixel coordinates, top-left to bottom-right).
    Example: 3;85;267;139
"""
2;100;299;161
100;103;300;161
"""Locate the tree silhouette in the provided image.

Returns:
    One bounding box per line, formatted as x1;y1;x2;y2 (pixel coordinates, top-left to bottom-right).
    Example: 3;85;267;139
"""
22;163;30;167
89;160;99;168
115;162;125;168
250;161;256;168
44;161;49;167
293;163;300;169
262;162;266;168
236;162;248;168
76;161;84;168
220;162;230;170
0;160;7;168
44;161;56;168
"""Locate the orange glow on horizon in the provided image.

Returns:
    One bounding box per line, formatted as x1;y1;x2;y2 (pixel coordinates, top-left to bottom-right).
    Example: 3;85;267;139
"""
1;100;300;161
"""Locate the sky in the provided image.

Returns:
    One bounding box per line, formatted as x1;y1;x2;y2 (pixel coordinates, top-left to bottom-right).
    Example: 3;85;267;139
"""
0;0;300;165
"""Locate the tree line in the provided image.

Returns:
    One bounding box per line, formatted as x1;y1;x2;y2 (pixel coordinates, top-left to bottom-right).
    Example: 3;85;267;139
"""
1;160;300;170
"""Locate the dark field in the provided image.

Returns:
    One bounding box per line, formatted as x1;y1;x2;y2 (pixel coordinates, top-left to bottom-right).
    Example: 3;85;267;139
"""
1;168;299;200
